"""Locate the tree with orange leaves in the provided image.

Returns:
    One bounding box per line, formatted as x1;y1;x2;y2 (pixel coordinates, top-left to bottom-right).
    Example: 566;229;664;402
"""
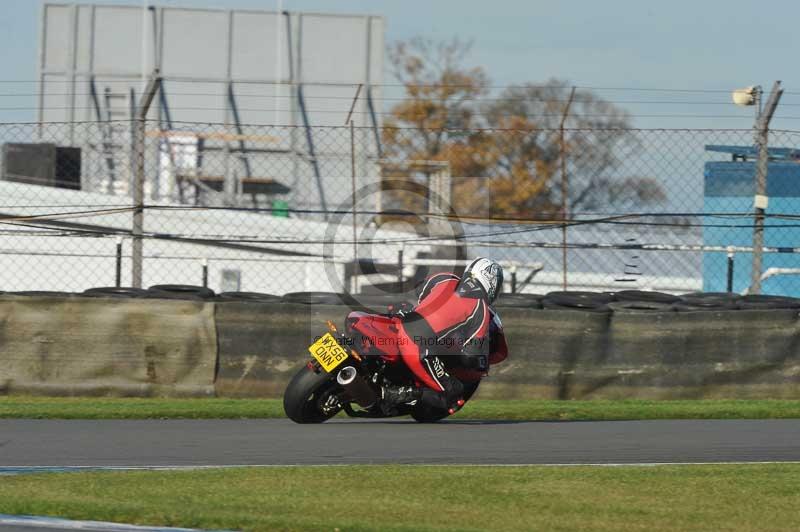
381;38;665;221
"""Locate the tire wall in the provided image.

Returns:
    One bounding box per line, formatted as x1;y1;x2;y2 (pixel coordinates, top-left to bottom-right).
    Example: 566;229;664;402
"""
0;295;217;396
2;296;800;399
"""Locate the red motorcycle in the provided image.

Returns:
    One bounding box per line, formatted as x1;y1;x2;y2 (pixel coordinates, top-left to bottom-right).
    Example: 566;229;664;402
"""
283;311;483;423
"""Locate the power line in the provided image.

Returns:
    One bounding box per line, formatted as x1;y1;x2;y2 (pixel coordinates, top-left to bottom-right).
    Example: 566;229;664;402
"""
4;209;800;248
0;117;771;131
1;78;798;94
3;106;785;121
5;204;800;223
6;91;800;107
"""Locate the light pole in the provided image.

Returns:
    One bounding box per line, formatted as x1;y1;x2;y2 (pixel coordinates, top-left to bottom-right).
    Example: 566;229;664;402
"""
733;82;784;294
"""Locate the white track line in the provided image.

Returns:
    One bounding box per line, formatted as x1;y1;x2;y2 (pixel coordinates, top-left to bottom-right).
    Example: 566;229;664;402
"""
2;460;800;475
0;514;232;531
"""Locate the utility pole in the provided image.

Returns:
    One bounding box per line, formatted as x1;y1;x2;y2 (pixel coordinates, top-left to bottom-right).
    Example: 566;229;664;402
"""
750;81;783;294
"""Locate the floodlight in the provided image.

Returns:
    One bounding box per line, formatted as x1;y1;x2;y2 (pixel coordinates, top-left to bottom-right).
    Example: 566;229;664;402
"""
732;86;758;106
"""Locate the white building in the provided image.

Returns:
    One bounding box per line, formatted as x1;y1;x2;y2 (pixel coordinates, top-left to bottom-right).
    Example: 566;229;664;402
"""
0;179;421;294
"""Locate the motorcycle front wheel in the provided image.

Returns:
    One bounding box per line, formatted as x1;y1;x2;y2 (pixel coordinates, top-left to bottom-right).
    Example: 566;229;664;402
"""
283;365;342;423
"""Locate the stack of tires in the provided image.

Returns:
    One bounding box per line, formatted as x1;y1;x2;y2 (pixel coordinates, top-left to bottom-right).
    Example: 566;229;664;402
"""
15;285;800;312
76;285;218;300
279;291;414;314
64;285;800;313
77;285;284;303
491;290;800;313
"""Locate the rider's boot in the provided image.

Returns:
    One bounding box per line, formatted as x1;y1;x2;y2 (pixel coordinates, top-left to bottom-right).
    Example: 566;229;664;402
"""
379;385;421;415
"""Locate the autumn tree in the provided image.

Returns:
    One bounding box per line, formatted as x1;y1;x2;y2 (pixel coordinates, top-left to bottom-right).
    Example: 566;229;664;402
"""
382;37;665;220
380;37;491;217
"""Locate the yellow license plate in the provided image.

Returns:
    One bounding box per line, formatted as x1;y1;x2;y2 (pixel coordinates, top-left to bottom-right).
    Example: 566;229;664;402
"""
308;333;349;373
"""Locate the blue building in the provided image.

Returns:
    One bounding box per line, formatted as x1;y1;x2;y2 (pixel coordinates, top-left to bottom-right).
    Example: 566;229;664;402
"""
704;145;800;295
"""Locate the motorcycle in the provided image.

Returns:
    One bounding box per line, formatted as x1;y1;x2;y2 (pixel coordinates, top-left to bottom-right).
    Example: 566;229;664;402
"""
283;310;482;424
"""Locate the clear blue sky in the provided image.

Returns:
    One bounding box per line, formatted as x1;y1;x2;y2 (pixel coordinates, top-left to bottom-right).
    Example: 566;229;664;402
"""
2;0;800;128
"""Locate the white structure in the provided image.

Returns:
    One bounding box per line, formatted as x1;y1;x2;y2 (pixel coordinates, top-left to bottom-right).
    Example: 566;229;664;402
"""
12;3;395;293
38;3;384;211
0;180;420;294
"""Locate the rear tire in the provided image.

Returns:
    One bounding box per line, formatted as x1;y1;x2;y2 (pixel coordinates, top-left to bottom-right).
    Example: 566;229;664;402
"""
283;366;342;423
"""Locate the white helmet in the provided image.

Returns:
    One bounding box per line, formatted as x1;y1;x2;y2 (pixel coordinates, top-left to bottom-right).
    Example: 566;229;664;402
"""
461;257;503;303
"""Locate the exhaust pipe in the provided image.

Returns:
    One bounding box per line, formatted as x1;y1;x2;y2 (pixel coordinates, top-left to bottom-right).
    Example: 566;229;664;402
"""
336;366;378;408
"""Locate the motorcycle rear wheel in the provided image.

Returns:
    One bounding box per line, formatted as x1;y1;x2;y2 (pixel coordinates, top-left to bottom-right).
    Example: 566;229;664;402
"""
283;366;342;423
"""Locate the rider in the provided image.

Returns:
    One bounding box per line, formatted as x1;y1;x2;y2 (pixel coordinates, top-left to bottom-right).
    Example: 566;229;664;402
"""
379;257;508;415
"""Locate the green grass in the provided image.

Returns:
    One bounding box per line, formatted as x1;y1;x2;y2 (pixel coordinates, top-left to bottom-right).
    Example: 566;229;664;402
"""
0;396;286;420
1;464;799;531
2;396;800;420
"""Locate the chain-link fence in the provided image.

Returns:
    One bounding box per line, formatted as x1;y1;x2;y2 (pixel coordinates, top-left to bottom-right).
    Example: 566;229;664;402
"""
1;119;799;297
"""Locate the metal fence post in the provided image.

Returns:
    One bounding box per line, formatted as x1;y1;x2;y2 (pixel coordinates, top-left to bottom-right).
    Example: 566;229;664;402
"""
115;236;123;287
511;265;517;294
346;86;362;295
350;120;359;294
750;81;783;295
559;86;576;290
397;249;404;290
726;246;735;293
132;70;162;288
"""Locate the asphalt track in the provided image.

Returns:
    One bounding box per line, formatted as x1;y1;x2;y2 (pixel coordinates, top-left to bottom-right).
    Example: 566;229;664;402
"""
1;418;799;468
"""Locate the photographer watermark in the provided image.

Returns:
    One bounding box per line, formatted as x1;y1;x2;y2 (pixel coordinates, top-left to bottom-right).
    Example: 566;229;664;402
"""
321;177;467;313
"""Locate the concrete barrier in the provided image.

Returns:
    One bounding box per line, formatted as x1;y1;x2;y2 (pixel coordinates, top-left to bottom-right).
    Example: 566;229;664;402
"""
1;295;799;399
214;301;345;397
213;301;800;400
0;295;217;396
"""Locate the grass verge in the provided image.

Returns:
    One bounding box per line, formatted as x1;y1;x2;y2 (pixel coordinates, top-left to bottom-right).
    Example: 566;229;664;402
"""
2;396;800;420
0;464;799;531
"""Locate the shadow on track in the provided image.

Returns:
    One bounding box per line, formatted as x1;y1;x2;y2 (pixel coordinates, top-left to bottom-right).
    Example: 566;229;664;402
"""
328;419;533;426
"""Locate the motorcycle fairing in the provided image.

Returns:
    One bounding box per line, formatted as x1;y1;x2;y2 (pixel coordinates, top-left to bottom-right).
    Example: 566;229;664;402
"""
345;311;402;363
